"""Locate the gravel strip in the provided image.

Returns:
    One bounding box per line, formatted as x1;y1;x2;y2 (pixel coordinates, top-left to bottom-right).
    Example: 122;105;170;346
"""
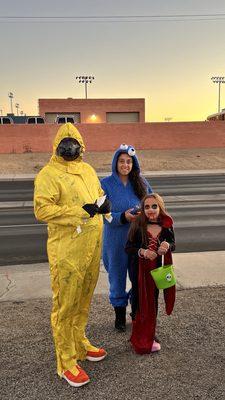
0;287;224;400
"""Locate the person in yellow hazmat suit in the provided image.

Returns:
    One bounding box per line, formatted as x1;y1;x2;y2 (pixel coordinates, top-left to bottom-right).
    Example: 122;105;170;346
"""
34;123;111;388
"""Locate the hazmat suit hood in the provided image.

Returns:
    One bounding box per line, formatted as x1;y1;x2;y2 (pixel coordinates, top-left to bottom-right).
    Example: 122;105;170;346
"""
50;123;86;174
53;122;85;157
111;144;140;183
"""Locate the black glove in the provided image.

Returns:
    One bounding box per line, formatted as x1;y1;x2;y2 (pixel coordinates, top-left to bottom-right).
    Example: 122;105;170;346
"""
82;203;99;218
98;198;111;214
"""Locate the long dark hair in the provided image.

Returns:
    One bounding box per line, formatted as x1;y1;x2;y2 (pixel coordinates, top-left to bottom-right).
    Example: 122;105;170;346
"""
116;152;147;200
129;168;148;200
128;193;167;246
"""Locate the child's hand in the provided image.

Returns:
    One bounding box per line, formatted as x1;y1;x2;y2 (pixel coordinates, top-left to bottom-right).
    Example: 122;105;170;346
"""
144;249;158;260
158;241;170;255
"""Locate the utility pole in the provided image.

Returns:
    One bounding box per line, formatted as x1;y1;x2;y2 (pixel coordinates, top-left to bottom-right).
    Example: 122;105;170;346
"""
75;75;95;99
211;76;225;113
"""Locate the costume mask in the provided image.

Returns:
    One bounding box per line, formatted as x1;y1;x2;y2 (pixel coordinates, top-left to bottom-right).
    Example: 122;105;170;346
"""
56;137;81;161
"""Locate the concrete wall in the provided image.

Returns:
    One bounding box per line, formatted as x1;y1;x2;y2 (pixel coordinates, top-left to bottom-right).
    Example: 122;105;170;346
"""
0;121;225;154
39;98;145;123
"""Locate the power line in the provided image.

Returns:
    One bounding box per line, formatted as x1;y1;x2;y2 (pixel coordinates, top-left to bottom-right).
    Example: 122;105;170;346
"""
1;13;225;18
0;13;225;23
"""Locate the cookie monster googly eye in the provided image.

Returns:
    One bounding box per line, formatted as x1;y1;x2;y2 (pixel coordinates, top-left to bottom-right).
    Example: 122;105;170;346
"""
128;147;136;157
120;144;128;150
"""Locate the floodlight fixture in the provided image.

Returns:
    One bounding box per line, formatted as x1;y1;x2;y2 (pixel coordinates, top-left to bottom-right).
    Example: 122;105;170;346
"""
75;75;95;98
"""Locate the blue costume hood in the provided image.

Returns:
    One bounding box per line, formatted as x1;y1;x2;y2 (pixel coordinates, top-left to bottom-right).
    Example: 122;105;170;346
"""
111;144;140;180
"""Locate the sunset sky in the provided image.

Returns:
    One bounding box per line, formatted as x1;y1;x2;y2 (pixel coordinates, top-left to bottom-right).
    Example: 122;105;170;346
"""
0;0;225;121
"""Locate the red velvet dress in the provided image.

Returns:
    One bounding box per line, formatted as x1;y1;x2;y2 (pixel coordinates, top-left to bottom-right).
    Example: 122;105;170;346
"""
130;231;175;354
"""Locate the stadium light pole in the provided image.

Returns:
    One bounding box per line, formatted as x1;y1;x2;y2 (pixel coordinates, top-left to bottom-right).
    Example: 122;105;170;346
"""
8;92;14;114
211;76;225;113
75;75;95;99
15;103;19;116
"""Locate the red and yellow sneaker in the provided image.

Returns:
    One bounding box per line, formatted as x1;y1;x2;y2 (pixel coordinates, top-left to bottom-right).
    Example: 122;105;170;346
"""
62;366;90;387
86;348;107;362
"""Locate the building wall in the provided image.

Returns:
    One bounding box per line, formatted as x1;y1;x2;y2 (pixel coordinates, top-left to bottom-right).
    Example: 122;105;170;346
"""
0;121;225;154
38;98;145;123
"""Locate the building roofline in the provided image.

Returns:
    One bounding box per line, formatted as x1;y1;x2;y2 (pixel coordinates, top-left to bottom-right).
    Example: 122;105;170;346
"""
38;98;145;101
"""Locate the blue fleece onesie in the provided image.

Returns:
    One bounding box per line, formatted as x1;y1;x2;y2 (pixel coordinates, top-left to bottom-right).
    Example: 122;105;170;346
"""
101;145;152;307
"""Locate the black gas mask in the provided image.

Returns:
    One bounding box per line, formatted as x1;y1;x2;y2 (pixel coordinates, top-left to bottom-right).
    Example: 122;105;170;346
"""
56;137;81;161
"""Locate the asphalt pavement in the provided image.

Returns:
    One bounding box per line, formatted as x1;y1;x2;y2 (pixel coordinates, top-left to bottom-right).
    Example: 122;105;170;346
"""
1;170;225;265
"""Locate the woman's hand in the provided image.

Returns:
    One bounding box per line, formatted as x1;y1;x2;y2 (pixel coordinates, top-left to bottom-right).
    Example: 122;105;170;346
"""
158;241;170;255
125;209;137;222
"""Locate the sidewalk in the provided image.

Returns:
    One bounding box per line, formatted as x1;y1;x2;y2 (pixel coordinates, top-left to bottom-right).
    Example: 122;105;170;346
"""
0;251;225;302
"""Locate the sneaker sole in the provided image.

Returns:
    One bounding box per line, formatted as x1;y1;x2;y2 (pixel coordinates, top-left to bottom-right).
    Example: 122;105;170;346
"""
86;354;107;362
62;374;90;387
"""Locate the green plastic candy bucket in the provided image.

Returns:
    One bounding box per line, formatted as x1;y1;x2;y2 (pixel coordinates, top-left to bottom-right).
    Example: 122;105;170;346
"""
150;265;176;290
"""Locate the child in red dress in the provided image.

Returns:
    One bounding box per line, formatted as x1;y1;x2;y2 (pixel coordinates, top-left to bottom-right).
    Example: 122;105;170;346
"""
125;193;176;354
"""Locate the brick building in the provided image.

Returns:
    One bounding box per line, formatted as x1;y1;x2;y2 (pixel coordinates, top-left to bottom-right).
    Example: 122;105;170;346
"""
38;98;145;124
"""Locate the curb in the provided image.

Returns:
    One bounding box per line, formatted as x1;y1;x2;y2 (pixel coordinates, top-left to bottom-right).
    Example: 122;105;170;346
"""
0;169;225;181
1;194;225;209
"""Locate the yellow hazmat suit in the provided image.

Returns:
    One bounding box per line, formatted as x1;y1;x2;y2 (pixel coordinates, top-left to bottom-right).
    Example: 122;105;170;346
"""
34;123;104;376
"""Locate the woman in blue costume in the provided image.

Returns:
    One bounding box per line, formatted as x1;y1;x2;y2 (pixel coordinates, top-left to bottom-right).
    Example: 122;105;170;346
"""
101;144;152;332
